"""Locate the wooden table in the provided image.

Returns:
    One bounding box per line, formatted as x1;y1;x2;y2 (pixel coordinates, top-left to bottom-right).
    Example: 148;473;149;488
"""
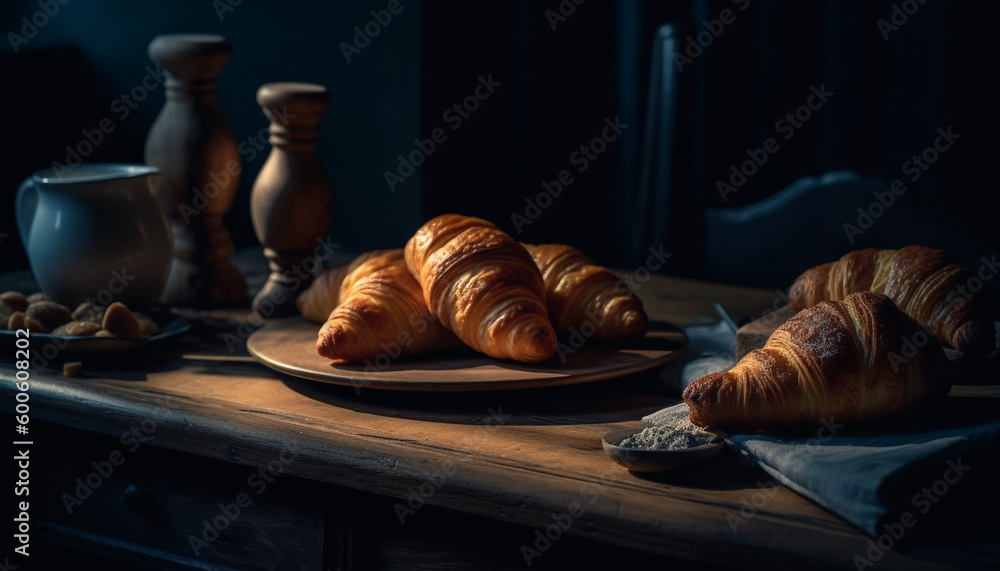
2;261;996;570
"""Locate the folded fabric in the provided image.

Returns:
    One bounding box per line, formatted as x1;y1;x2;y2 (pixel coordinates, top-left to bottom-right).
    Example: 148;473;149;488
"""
658;320;735;390
655;319;1000;548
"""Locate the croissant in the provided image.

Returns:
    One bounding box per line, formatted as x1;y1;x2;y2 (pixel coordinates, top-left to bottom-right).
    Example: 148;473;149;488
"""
315;249;459;364
523;243;647;339
297;251;382;323
789;245;993;355
683;291;949;432
404;214;556;363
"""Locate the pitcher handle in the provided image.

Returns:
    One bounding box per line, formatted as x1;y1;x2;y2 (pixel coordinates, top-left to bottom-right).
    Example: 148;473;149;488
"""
15;176;38;251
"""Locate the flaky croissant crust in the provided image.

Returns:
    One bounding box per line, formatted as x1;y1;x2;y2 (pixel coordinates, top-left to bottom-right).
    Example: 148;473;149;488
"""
316;249;458;364
790;246;992;355
524;243;647;339
297;250;384;323
683;291;949;432
405;214;556;363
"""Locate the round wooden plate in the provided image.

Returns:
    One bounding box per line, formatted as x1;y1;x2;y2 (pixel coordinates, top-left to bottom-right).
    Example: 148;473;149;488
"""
247;317;688;391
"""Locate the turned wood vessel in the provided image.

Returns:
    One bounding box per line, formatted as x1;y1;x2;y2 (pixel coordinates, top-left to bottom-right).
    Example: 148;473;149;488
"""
250;82;334;317
144;33;247;307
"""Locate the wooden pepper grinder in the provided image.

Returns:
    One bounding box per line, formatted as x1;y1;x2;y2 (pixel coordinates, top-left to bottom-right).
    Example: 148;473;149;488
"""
250;83;334;317
144;34;247;307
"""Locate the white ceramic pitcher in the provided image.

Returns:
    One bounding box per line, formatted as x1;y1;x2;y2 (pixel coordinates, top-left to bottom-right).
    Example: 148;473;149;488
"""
16;164;173;309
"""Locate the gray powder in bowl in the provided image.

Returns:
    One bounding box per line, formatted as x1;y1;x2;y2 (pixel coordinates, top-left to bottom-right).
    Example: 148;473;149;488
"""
619;403;716;451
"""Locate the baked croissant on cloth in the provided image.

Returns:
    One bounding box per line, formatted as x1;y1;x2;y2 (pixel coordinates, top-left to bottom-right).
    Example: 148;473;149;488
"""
789;245;993;355
683;291;950;432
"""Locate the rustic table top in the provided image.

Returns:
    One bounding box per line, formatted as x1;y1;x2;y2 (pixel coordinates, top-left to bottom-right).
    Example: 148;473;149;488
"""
1;255;996;571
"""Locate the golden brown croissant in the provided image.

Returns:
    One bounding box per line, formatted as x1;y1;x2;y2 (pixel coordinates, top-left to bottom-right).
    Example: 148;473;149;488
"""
315;249;459;364
789;245;993;355
297;251;382;323
523;243;647;339
404;214;556;363
683;291;949;432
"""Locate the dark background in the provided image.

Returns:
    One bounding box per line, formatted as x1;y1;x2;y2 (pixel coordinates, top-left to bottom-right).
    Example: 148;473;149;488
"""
2;0;997;291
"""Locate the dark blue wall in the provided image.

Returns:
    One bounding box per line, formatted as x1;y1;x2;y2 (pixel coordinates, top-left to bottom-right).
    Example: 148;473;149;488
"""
4;0;997;292
1;0;423;272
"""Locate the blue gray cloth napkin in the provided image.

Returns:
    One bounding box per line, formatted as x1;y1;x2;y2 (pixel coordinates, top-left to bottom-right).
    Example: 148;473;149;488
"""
659;321;1000;547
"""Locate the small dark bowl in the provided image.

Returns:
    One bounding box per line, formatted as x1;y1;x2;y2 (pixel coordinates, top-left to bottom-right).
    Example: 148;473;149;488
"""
602;427;726;473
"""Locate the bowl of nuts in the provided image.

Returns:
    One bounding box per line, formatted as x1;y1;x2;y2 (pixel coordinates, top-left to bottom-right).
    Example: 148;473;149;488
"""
1;290;189;365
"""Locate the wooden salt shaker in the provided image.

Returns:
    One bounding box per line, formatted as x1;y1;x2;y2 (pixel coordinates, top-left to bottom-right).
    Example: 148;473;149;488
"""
144;34;247;307
250;83;334;317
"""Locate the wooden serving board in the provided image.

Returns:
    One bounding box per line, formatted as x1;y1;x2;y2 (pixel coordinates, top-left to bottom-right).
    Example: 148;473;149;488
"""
247;317;687;391
735;305;999;384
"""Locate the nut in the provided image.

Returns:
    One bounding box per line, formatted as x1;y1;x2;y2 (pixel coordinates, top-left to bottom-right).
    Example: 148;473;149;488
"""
102;302;142;338
0;291;28;312
134;312;161;336
26;292;50;304
26;301;73;331
0;301;12;329
52;321;103;337
24;315;49;333
63;361;84;377
72;302;104;323
8;312;26;331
